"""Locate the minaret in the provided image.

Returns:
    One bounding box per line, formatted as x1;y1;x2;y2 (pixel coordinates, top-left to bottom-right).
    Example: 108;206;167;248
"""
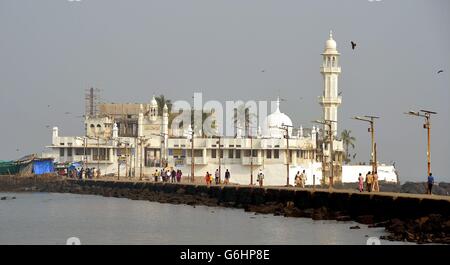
319;30;342;136
162;103;169;161
138;104;144;137
150;95;158;122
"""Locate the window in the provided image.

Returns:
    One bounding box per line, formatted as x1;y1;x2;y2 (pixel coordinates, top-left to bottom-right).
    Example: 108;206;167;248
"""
252;150;257;157
75;148;85;156
194;150;203;157
228;150;234;159
211;149;217;158
67;148;72;157
274;150;279;159
235;150;241;159
219;150;223;158
93;148;108;161
266;150;272;159
59;148;64;157
244;150;251;157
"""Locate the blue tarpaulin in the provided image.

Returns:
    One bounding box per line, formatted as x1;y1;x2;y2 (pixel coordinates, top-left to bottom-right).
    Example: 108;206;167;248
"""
32;160;54;175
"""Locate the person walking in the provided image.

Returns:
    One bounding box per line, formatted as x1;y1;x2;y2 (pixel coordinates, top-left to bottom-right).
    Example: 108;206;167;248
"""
224;169;230;185
165;169;170;182
214;169;220;185
300;170;306;188
295;171;301;187
427;173;434;195
257;169;264;187
154;169;159;182
205;171;212;186
365;171;372;192
373;171;379;192
176;169;182;183
358;173;364;192
171;168;176;183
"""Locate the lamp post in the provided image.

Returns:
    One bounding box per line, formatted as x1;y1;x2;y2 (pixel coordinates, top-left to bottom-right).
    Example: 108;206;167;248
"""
216;135;222;183
405;110;437;177
235;125;258;185
353;115;379;173
187;128;195;182
137;136;149;181
279;123;293;186
313;120;336;189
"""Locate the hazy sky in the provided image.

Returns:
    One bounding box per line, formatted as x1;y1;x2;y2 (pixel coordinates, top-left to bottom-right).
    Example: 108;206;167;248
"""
0;0;449;182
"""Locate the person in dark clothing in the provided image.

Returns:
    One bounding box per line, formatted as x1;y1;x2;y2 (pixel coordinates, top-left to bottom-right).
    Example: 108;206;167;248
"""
224;169;230;185
427;173;434;195
171;169;176;183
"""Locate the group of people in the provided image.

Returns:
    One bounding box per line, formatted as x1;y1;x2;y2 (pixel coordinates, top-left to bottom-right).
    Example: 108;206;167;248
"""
358;171;379;192
295;170;307;188
68;167;99;180
205;169;266;186
152;168;183;183
205;169;232;186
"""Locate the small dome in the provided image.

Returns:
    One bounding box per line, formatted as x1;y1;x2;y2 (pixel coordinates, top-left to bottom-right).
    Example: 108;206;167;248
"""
324;30;338;53
262;98;293;138
150;95;157;106
326;38;336;50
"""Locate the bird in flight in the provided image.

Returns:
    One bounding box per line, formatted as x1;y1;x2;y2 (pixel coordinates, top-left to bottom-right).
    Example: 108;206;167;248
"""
351;41;356;50
338;91;343;96
261;69;265;73
437;70;444;74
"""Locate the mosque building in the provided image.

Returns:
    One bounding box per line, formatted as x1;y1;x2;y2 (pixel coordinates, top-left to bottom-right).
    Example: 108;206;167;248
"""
43;32;398;185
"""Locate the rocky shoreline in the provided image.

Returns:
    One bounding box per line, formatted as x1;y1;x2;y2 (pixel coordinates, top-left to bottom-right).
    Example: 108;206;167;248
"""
1;175;449;244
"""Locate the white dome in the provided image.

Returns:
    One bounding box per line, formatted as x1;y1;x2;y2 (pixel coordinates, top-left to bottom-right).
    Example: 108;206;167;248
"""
150;95;157;106
324;30;338;53
326;38;336;50
262;98;293;138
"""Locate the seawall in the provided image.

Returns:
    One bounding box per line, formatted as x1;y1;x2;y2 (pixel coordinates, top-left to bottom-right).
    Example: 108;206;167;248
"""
1;175;450;244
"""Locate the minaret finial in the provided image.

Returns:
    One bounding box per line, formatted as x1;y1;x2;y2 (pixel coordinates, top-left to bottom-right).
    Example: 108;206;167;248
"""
276;96;280;112
329;30;333;39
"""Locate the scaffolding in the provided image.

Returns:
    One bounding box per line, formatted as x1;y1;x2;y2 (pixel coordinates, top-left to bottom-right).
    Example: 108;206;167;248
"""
85;87;101;117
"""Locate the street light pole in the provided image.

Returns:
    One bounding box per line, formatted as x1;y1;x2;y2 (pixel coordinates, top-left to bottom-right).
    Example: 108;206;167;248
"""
313;120;336;189
353;115;379;173
191;130;195;183
405;110;437;177
217;136;222;183
279;124;293;186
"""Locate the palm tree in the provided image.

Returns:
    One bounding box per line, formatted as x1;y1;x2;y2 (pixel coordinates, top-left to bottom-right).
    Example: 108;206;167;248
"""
233;104;257;137
341;129;356;164
155;94;172;114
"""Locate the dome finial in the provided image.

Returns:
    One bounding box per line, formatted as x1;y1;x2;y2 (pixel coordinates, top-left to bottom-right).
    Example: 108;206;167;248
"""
329;30;333;39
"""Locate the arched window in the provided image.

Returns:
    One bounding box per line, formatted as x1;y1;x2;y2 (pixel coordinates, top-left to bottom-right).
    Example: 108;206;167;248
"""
90;124;95;135
332;57;336;67
96;124;102;135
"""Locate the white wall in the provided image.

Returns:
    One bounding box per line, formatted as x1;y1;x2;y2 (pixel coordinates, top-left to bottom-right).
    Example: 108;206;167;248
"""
342;165;398;183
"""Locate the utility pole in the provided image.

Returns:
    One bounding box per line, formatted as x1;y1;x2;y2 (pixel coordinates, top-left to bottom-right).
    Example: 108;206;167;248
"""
313;120;336;189
191;130;195;182
279;123;293;186
250;135;253;185
217;136;222;183
97;137;100;179
353;115;379;173
405;110;437;177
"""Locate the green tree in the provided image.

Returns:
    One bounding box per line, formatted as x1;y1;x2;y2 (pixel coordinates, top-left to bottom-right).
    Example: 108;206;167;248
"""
155;94;172;114
233;104;257;137
341;129;356;164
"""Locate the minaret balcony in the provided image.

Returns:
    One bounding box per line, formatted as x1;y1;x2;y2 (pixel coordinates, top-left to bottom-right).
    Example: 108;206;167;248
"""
318;96;342;105
320;66;341;73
